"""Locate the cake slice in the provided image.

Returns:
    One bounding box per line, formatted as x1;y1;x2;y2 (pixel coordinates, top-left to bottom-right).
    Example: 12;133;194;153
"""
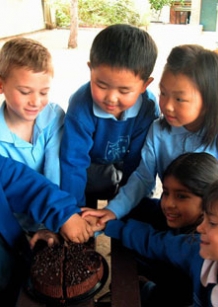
31;243;64;298
64;242;104;298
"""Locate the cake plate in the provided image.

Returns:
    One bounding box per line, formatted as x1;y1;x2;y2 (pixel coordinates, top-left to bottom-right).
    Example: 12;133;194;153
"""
24;255;109;307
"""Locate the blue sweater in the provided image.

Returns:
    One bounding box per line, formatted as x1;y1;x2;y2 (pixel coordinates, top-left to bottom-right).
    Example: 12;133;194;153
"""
0;102;64;186
0;155;80;249
60;82;159;205
0;102;65;232
105;219;215;307
107;119;218;218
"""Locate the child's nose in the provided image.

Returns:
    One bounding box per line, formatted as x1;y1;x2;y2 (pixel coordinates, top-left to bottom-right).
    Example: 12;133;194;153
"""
29;94;42;106
163;97;174;112
163;196;176;208
196;218;206;234
105;91;118;104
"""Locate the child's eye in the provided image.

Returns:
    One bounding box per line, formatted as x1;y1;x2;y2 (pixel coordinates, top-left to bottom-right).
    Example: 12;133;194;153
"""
159;91;166;97
208;220;218;227
20;91;31;95
96;83;107;89
161;190;169;197
205;213;218;227
120;90;130;94
176;97;186;103
176;194;188;199
40;92;48;96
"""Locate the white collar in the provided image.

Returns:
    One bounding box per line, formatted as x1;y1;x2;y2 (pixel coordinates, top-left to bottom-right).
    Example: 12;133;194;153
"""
201;259;218;306
93;96;142;121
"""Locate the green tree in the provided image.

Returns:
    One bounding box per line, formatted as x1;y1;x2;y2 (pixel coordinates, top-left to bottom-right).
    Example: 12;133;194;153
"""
149;0;175;12
149;0;183;20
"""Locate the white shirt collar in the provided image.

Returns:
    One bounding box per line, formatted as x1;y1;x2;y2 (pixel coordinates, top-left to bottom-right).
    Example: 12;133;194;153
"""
201;259;218;306
93;96;142;121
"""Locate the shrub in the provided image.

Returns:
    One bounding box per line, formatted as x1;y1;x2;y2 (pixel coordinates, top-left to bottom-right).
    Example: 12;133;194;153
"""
78;0;141;27
50;0;142;28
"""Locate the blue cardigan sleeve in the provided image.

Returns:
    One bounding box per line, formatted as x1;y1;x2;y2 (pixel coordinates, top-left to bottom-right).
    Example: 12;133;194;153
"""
60;83;95;206
105;219;202;272
0;156;81;246
121;89;160;181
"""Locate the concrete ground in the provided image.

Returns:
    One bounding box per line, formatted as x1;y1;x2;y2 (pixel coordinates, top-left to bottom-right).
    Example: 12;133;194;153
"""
0;24;217;302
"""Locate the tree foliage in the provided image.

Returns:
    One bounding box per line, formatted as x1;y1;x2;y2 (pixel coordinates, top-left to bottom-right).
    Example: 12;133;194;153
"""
51;0;141;28
149;0;184;12
78;0;140;27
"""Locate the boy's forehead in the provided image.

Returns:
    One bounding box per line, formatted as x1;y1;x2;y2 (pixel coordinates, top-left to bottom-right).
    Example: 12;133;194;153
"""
90;65;144;86
8;66;52;76
206;200;218;216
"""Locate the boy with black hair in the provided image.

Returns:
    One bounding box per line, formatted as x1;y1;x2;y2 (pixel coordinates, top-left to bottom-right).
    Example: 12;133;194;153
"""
60;24;159;208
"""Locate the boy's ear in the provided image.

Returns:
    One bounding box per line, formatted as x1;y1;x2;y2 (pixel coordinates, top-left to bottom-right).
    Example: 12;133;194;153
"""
141;77;154;93
144;77;154;90
87;61;91;70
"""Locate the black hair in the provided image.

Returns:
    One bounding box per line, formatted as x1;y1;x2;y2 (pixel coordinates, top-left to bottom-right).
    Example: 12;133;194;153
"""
203;179;218;214
160;44;218;148
89;24;158;82
163;152;218;197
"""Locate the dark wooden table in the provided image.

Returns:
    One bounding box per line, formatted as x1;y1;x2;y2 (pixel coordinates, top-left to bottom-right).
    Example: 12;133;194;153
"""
16;291;94;307
16;238;141;307
111;238;141;307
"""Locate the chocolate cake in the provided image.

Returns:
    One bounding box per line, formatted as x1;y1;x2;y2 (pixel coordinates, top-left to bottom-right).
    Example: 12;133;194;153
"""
30;241;104;299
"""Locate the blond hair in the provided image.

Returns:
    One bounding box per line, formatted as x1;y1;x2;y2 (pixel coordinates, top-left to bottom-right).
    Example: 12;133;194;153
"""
0;37;54;79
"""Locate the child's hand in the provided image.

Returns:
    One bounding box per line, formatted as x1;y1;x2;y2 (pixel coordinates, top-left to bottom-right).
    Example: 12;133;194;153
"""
29;229;61;249
83;215;106;232
81;208;116;224
60;213;94;243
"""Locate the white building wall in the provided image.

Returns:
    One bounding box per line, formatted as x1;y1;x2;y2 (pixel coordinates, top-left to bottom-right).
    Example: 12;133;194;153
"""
0;0;45;39
134;0;150;13
190;0;201;25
